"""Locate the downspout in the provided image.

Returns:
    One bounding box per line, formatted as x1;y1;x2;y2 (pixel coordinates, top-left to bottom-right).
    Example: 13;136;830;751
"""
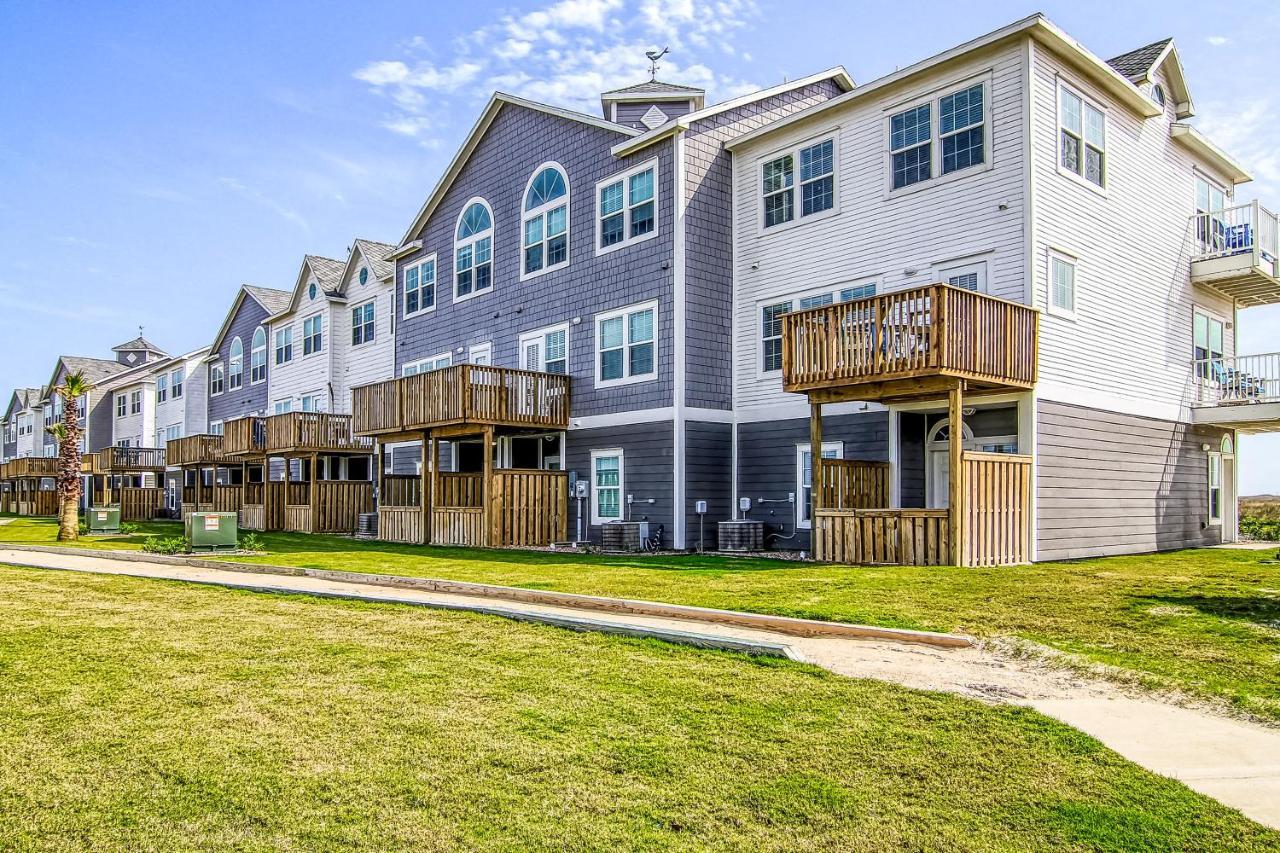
672;129;688;549
1022;34;1040;562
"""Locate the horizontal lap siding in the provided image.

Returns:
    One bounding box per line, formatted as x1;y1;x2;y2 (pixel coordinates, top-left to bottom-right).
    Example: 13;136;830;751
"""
564;422;674;546
1036;400;1227;560
336;249;395;410
737;411;889;550
732;42;1028;417
1030;52;1236;413
684;421;732;550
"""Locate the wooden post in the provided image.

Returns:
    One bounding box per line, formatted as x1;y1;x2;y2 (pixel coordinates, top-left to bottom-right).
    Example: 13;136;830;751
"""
948;381;965;567
422;431;432;545
810;399;824;547
211;465;219;512
482;425;495;547
310;453;320;535
282;455;291;534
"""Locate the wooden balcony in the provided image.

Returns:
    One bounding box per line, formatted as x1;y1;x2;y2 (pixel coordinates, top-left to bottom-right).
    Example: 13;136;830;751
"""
223;413;373;457
3;457;59;479
353;364;570;437
167;434;233;466
781;284;1038;403
96;446;167;472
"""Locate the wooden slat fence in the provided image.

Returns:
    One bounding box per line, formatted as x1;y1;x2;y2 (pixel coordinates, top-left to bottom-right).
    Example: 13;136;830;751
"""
813;509;949;565
494;470;567;547
119;487;164;521
284;506;312;533
379;507;424;544
963;451;1032;567
432;507;484;546
781;284;1038;394
223;417;265;455
167;435;229;466
264;413;372;453
818;460;890;510
381;475;422;508
437;472;482;508
312;481;373;533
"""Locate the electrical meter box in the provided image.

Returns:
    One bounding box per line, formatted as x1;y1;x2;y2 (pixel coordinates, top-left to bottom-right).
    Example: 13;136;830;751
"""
87;507;121;534
185;512;239;552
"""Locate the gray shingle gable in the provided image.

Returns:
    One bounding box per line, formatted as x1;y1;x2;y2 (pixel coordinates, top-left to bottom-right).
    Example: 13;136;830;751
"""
1107;38;1173;80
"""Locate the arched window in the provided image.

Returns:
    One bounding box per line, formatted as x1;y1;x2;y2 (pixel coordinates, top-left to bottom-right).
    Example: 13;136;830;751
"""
228;337;244;389
250;327;267;383
1222;434;1234;455
455;199;493;300
523;164;569;277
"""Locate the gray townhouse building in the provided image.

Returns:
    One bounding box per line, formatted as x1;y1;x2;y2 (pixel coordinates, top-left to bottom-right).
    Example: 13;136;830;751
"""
377;71;854;549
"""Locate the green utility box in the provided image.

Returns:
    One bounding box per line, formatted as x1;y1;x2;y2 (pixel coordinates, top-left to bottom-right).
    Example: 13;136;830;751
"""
185;512;239;552
87;507;121;534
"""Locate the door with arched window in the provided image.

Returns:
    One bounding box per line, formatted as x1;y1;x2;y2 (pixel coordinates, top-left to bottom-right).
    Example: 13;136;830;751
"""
925;418;974;509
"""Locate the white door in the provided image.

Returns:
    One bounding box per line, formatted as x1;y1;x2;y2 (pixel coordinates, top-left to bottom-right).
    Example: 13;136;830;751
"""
1222;453;1237;543
928;448;950;508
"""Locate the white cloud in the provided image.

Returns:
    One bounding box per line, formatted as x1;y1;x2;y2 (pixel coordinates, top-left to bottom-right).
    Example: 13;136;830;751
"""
218;177;310;232
1196;98;1280;196
1206;35;1230;47
353;0;762;145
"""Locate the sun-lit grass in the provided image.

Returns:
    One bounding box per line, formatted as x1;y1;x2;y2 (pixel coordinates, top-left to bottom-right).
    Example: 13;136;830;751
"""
1;565;1274;850
4;514;1278;720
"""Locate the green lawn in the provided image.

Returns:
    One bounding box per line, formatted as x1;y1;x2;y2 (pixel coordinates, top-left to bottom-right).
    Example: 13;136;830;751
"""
3;515;1278;721
1;565;1274;850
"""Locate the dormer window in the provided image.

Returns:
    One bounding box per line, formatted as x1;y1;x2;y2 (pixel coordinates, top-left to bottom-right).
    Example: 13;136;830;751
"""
522;164;570;278
455;199;494;301
1151;83;1166;108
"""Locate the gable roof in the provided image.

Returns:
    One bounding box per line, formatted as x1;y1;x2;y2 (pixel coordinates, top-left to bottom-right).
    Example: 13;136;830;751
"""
5;387;44;419
1108;37;1192;118
337;239;398;296
602;79;706;96
43;355;127;397
208;285;291;357
601;79;707;114
726;14;1162;153
280;254;347;315
610;66;855;157
395;92;641;248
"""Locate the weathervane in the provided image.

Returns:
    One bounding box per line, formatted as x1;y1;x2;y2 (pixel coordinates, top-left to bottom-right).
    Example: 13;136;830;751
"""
645;47;669;81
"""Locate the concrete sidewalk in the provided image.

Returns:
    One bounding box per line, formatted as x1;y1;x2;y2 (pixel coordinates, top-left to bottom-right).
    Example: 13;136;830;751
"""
2;547;1278;830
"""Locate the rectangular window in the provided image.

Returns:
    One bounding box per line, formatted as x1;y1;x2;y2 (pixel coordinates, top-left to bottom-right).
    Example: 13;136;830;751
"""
352;301;375;346
130;390;142;415
1193;310;1225;381
209;420;223;437
1195;175;1227;215
275;328;293;365
1060;84;1105;187
761;137;836;229
116;394;126;418
889;80;987;191
468;343;492;366
1049;253;1076;315
401;353;452;377
596;301;656;386
890;104;932;189
939;84;985;175
171;368;184;399
590;449;623;525
938;260;988;294
1208;453;1223;524
303;315;323;356
761;154;794;227
209;364;224;396
597;160;657;252
797;442;841;528
759;282;879;374
520;324;569;374
274;399;292;415
301;394;323;413
455;239;492;300
156;375;168;403
404;256;437;317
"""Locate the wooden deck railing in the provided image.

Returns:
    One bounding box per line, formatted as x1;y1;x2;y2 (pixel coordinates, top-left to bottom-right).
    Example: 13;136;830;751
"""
223;417;265;456
381;475;422;508
265;412;373;454
167;434;231;466
818;460;890;510
352;364;571;435
97;446;167;472
3;457;59;479
781;284;1038;398
813;509;950;565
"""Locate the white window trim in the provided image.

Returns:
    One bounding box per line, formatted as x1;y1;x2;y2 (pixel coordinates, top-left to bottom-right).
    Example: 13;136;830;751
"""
403;253;438;319
1207;451;1223;525
796;441;843;529
209;362;225;397
250;327;268;385
228;337;244;389
594;299;659;389
594;157;659;257
116;394;127;418
519;321;571;374
882;72;994;199
351;299;376;348
301;392;325;413
453;197;495;305
1046;249;1078;320
402;352;453;377
209;420;223;436
274;398;293;415
936;258;989;294
274;326;294;365
590;448;624;526
755;280;880;380
467;342;493;366
1055;77;1108;195
520;162;571;282
302;313;324;358
756;129;841;235
170;367;184;398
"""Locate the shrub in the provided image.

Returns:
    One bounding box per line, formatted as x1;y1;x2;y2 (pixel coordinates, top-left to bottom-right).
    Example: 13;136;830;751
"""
1240;516;1280;542
142;536;188;556
239;533;265;553
120;522;139;535
77;521;90;536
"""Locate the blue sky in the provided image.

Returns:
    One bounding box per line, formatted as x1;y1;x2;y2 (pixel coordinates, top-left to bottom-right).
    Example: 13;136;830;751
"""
2;0;1278;491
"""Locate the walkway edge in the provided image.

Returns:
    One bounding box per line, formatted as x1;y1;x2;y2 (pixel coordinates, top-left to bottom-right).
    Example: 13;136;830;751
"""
0;544;973;648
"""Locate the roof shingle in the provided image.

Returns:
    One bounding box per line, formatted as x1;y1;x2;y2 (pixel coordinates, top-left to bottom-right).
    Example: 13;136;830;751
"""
1107;38;1173;80
243;284;292;316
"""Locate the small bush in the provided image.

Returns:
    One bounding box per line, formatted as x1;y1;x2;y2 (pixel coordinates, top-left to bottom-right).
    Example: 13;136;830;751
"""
1240;516;1280;541
239;533;265;553
119;522;139;535
142;536;188;556
77;521;89;536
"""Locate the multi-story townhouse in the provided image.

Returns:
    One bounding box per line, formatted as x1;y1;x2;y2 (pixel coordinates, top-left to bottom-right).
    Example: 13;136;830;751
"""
151;347;210;514
724;14;1278;561
266;255;345;415
354;71;855;549
3;388;43;460
332;239;397;413
205;285;292;434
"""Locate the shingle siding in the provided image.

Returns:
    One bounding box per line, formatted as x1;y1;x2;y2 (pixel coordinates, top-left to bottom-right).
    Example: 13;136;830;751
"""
1036;400;1228;560
395;103;676;417
683;420;732;550
208;295;271;425
564;422;675;546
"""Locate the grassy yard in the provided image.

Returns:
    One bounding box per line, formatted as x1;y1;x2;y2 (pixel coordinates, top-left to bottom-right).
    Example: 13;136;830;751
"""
1;565;1275;851
3;515;1278;722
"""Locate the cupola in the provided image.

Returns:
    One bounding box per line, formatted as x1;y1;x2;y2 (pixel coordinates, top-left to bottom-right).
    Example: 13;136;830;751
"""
601;79;706;130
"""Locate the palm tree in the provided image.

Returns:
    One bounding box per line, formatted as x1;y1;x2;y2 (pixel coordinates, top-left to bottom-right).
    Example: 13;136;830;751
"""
47;371;91;541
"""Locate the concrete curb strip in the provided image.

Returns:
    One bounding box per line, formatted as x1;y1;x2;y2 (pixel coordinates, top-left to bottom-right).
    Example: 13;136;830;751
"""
0;544;974;649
